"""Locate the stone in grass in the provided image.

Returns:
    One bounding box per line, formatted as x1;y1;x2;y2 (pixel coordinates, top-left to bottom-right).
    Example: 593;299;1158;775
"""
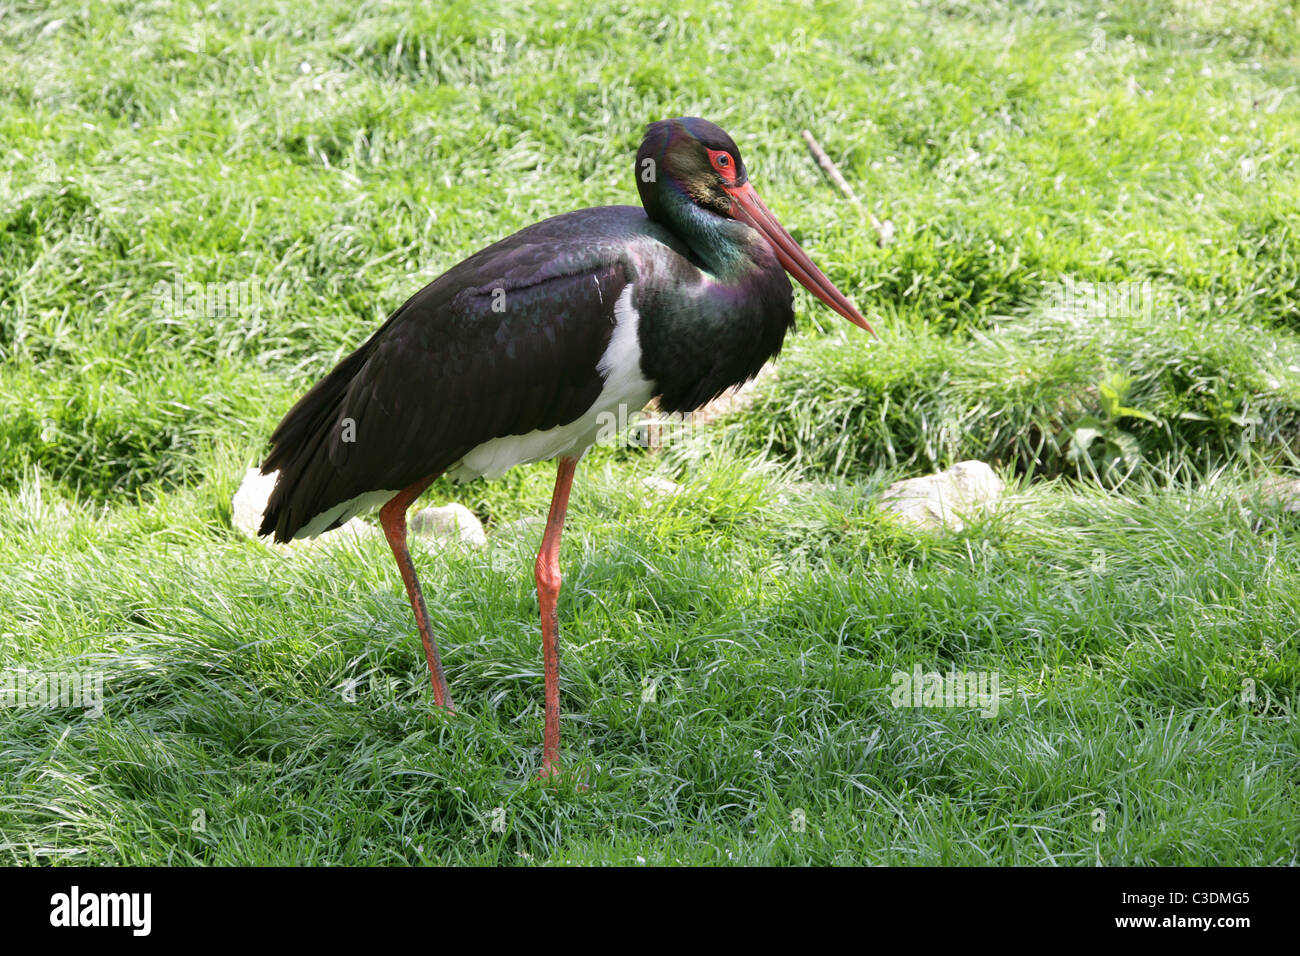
878;461;1005;532
640;475;683;496
1254;475;1300;514
410;503;487;549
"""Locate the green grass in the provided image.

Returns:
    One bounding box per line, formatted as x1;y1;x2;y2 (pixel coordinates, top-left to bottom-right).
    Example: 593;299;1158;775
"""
1;0;1298;864
737;303;1300;483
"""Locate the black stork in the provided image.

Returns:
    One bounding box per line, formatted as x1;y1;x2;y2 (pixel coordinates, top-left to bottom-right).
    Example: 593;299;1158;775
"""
257;117;874;779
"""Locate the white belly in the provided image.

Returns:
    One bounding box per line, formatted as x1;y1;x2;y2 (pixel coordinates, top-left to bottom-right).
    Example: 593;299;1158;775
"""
446;284;653;481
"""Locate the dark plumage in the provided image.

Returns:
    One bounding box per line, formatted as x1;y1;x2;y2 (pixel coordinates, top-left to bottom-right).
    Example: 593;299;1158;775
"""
259;218;632;541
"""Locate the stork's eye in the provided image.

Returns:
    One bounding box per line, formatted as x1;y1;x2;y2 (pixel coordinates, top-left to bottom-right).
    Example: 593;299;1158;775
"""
707;148;738;181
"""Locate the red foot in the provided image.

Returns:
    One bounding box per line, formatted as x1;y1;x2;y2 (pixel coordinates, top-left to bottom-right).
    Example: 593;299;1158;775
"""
425;700;456;718
534;762;588;791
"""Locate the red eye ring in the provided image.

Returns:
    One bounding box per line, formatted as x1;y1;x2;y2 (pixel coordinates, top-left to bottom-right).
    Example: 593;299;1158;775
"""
707;148;737;181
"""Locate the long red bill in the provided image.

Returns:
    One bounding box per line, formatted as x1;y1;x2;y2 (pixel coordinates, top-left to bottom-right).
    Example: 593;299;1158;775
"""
726;181;875;336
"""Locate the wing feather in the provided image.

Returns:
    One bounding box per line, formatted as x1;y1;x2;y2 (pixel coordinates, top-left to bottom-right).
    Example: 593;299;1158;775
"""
259;213;637;541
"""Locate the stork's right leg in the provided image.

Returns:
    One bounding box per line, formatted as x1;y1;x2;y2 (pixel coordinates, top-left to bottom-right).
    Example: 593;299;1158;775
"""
379;474;453;711
535;456;579;779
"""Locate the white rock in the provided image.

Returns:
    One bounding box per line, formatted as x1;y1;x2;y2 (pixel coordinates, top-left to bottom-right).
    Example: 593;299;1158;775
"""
1257;475;1300;513
878;461;1004;531
231;467;277;537
640;475;683;496
410;503;487;548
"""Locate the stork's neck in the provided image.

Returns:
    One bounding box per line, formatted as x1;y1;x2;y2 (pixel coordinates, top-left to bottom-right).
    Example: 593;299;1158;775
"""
648;186;762;279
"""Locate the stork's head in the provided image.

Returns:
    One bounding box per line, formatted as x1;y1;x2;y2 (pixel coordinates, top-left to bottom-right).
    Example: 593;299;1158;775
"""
636;117;874;334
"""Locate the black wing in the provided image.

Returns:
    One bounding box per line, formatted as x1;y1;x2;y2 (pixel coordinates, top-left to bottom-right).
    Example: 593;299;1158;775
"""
258;210;640;541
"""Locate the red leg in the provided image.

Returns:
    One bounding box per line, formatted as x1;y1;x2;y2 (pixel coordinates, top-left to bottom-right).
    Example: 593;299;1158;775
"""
379;474;453;711
535;456;579;779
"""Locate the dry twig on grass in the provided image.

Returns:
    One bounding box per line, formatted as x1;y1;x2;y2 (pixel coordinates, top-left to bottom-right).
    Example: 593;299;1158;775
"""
801;129;895;247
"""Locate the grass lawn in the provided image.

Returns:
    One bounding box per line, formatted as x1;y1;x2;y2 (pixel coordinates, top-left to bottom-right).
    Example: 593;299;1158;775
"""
1;0;1297;864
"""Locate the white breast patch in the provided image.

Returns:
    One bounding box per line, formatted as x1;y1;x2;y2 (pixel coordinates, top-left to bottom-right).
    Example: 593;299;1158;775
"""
447;284;654;481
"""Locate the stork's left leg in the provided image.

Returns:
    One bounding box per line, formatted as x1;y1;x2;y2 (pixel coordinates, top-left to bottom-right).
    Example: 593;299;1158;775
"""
535;455;579;779
379;473;453;711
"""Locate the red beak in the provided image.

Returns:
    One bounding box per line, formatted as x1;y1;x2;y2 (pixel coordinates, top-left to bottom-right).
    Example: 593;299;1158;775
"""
726;181;875;336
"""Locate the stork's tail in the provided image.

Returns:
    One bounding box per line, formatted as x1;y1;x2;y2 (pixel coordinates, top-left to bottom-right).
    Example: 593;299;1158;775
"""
257;345;374;542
